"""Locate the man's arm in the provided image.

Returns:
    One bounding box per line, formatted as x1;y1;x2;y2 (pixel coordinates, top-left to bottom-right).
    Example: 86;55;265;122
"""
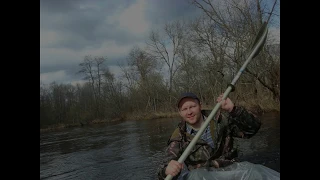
216;94;261;138
228;106;261;138
157;131;183;180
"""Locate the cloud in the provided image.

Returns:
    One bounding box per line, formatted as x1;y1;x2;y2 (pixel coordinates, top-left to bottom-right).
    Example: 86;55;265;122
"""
40;0;148;51
82;41;143;59
40;47;80;70
40;70;67;84
70;80;87;86
108;65;124;80
40;70;87;86
40;30;60;47
39;0;216;84
40;39;143;74
108;0;149;36
40;0;150;78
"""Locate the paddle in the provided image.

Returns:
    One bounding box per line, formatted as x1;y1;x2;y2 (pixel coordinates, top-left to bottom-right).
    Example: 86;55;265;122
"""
164;21;268;180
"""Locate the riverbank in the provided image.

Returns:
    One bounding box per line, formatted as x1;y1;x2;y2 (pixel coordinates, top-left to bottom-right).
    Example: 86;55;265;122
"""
40;105;279;133
40;112;180;133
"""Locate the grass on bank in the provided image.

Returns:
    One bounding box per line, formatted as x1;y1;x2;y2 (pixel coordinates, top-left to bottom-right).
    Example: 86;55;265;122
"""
40;99;279;133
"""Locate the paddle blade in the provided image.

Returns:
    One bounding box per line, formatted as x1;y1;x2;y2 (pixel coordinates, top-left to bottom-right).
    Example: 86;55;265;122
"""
249;21;268;58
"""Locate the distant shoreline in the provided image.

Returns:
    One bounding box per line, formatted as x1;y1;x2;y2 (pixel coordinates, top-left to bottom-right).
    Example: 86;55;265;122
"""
40;106;279;133
40;112;180;133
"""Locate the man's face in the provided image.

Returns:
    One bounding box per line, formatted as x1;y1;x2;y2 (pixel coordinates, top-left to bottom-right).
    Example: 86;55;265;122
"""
178;98;202;125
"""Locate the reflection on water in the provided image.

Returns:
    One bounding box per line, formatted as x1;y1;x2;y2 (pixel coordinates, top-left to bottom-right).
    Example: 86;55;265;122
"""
40;112;280;180
40;118;178;180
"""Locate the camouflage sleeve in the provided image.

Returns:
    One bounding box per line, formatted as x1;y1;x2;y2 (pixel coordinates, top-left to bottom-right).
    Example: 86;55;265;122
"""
157;141;182;180
228;106;261;138
157;138;183;180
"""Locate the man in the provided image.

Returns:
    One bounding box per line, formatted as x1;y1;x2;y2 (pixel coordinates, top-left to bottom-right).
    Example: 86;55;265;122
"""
157;92;262;180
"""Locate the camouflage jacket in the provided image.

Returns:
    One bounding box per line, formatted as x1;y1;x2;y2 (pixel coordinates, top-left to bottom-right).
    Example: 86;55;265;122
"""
157;106;261;180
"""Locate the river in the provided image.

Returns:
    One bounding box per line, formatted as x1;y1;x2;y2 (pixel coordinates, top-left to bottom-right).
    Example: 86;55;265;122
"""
40;111;280;179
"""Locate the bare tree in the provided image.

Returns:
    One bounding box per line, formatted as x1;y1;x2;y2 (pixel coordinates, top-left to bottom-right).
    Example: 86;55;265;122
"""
124;46;165;112
146;20;186;103
78;55;107;119
189;0;280;104
188;15;230;97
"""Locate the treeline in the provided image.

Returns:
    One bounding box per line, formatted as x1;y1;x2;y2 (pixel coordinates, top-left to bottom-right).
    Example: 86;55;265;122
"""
40;0;280;128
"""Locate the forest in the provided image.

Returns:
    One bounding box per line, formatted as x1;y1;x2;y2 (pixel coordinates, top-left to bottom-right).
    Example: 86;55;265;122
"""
40;0;280;130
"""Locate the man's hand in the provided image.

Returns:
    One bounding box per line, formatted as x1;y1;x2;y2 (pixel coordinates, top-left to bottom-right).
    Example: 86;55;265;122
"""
217;94;234;112
165;160;183;177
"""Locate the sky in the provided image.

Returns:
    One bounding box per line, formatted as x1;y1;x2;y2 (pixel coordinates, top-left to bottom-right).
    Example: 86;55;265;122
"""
40;0;280;86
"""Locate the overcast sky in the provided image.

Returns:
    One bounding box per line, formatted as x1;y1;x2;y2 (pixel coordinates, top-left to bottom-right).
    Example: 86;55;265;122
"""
40;0;280;85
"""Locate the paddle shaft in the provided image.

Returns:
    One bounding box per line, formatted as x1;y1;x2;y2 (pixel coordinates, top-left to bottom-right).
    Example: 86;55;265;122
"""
164;22;268;180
